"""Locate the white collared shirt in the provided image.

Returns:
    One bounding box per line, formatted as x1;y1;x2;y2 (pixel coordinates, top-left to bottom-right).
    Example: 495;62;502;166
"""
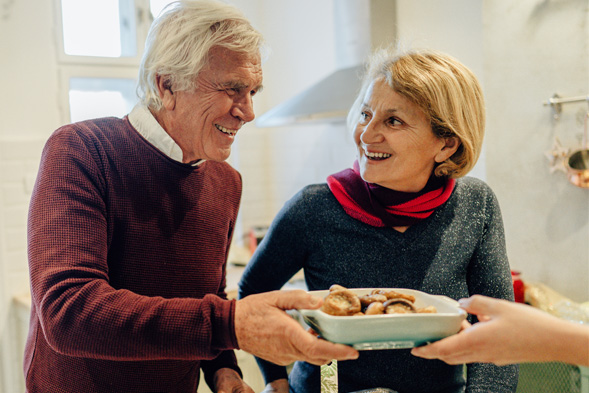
128;104;204;166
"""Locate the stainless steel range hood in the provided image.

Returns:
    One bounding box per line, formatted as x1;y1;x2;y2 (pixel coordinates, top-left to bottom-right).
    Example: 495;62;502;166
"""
256;0;396;128
255;65;364;127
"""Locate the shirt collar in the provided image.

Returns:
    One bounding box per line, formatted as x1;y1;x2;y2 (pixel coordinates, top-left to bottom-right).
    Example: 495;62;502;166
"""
128;104;205;166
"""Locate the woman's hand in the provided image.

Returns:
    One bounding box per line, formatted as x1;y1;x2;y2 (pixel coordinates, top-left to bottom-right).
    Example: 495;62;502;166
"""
411;295;589;366
213;368;254;393
261;378;289;393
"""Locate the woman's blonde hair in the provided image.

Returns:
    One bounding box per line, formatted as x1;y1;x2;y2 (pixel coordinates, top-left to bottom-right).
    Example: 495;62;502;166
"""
348;47;485;178
137;0;266;110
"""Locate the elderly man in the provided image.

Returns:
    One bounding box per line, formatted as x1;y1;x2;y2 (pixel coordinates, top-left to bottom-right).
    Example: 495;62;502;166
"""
24;1;358;392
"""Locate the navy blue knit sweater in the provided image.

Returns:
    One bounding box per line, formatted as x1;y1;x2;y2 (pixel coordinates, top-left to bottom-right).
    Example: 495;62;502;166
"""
239;177;518;393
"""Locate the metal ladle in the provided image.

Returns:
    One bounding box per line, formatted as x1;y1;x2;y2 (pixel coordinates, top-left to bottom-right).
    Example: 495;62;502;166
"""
566;112;589;188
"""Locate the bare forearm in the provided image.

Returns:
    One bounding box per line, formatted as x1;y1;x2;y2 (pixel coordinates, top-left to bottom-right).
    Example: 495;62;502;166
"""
547;319;589;367
411;295;589;367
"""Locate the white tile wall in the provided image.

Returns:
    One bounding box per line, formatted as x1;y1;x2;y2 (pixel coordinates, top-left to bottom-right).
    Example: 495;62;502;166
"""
0;137;46;393
236;121;357;236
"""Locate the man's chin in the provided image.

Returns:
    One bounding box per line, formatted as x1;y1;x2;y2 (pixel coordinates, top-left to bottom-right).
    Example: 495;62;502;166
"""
209;150;232;163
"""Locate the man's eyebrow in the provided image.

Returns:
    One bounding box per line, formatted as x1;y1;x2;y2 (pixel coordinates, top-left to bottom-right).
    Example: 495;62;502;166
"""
221;81;264;92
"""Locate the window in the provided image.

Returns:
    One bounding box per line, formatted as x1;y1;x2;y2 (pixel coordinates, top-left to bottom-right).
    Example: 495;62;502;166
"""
56;0;176;122
68;77;137;123
61;0;137;58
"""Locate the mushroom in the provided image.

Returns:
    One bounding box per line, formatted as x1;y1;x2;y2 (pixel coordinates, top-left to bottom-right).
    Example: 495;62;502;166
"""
364;301;385;315
359;293;388;308
372;289;416;303
383;298;416;314
321;289;362;316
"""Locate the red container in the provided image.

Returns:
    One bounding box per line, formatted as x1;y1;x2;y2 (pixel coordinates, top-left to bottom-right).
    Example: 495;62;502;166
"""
511;270;525;303
249;226;268;255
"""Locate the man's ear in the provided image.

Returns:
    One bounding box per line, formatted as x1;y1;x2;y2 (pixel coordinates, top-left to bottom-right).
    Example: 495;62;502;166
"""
156;74;176;110
435;136;461;163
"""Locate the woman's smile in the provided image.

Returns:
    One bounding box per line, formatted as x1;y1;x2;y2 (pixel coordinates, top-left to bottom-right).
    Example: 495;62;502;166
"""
362;147;392;160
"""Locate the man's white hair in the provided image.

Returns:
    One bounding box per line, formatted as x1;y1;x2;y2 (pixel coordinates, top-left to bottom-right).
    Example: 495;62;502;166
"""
137;0;266;110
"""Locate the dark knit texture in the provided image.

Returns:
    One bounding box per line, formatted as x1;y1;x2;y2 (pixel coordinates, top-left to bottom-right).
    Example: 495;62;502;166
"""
239;179;518;393
26;116;242;392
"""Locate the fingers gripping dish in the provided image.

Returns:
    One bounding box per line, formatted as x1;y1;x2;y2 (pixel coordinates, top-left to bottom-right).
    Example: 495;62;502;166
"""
321;285;437;316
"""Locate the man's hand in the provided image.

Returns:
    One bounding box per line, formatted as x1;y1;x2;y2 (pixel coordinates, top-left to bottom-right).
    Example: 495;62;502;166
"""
235;290;359;366
213;368;254;393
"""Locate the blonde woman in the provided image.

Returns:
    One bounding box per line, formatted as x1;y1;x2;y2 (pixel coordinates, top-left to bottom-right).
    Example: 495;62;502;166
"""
239;47;518;393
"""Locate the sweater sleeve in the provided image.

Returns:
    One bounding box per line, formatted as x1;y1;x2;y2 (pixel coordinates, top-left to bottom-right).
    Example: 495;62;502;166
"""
238;188;310;384
201;221;243;386
28;126;238;361
465;184;519;393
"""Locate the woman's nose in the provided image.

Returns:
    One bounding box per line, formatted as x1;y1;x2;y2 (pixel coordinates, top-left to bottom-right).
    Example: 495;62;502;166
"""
359;121;382;144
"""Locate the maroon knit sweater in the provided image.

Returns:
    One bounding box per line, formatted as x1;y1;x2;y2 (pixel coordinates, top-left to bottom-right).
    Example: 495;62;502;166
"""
25;116;242;392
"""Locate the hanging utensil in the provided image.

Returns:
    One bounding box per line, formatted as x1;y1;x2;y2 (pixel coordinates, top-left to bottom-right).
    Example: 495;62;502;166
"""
566;112;589;188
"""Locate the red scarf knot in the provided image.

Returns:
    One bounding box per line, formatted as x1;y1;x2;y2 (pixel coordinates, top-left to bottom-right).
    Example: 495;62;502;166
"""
327;161;455;227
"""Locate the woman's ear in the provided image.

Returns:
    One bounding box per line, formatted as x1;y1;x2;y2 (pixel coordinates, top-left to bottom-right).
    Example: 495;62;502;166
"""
435;136;461;163
156;74;176;110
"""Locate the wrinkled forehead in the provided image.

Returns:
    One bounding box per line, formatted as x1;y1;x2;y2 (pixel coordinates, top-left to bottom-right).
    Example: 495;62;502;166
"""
199;46;263;88
362;78;428;118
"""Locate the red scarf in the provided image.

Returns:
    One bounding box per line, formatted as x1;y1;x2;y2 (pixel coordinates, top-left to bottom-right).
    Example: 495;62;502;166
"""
327;161;455;227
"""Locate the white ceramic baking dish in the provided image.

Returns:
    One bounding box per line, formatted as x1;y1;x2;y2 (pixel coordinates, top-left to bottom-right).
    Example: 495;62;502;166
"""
298;288;467;350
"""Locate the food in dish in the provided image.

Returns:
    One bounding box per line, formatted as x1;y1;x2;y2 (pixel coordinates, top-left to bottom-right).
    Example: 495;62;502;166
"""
300;288;466;348
321;287;362;316
321;285;437;316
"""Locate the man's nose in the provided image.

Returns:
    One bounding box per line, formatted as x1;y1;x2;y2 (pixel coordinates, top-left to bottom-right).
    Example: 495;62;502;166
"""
232;96;255;123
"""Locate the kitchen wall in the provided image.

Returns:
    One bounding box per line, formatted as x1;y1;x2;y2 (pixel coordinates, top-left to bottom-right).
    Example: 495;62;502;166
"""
0;0;60;391
0;0;587;392
231;0;348;244
482;0;589;305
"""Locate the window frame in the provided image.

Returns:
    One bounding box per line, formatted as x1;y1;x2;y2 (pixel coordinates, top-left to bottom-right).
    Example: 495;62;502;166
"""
53;0;156;124
53;0;153;67
58;65;140;123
